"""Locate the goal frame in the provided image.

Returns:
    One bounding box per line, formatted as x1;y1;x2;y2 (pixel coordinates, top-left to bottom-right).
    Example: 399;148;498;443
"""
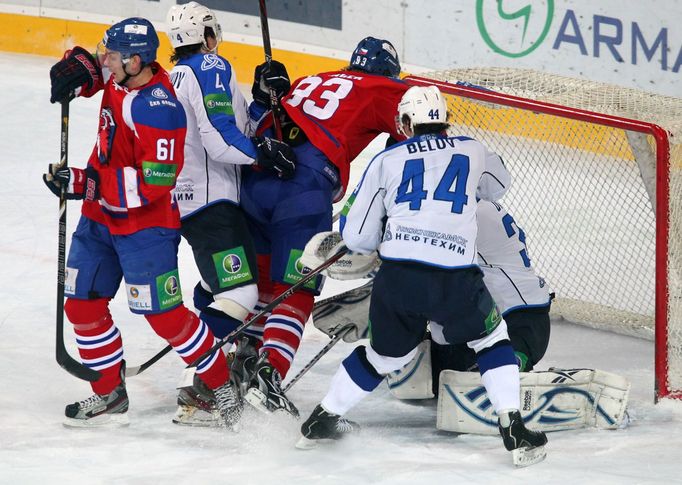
404;74;675;401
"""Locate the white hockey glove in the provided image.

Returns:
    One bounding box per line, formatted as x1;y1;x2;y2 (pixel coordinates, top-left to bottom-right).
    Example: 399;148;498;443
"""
302;231;380;281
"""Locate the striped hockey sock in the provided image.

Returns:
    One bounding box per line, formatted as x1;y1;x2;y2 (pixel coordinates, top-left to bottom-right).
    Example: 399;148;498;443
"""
260;287;314;378
146;305;229;389
64;298;123;395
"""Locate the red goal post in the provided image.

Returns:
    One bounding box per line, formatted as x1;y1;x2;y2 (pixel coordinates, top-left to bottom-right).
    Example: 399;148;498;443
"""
404;70;681;401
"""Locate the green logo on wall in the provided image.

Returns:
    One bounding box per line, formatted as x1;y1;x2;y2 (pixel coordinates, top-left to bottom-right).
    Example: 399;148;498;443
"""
476;0;554;58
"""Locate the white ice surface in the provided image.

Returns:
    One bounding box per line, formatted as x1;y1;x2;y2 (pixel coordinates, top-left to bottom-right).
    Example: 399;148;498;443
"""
0;52;681;484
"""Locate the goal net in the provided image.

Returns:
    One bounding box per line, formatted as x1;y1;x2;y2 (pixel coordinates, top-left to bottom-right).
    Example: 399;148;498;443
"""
404;68;682;401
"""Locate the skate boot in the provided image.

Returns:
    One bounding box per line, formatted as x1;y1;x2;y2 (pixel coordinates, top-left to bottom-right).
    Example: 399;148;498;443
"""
244;359;299;418
214;381;243;430
498;409;548;467
64;362;129;428
173;373;221;427
230;336;259;397
296;404;360;449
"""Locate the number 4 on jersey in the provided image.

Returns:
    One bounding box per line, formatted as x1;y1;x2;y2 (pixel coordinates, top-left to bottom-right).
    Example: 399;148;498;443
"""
395;154;470;213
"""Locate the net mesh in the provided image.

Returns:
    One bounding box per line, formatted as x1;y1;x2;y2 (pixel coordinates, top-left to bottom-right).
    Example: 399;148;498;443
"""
409;68;682;398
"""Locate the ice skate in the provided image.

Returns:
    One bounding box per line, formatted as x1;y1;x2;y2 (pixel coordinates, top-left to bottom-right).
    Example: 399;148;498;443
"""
214;381;243;430
173;373;221;427
498;409;548;467
64;382;129;428
230;336;259;397
244;359;299;418
296;404;360;450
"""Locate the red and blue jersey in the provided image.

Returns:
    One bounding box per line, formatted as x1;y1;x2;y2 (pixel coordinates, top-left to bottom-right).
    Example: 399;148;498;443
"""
281;71;408;200
81;63;187;235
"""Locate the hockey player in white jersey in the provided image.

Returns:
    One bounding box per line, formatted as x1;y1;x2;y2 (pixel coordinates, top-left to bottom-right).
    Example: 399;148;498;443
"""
165;2;296;426
427;199;552;378
298;86;547;467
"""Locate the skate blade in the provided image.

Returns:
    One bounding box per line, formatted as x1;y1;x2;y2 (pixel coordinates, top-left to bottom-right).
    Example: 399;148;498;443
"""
295;435;318;450
512;445;547;467
63;412;129;428
172;405;222;428
244;388;273;414
244;388;298;419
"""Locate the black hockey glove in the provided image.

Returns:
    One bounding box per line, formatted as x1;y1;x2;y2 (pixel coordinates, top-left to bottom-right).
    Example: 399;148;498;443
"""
251;60;291;109
50;47;102;104
43;163;100;201
252;136;296;180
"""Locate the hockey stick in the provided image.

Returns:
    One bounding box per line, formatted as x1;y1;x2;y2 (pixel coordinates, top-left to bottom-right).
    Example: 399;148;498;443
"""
282;324;354;393
257;0;283;140
187;245;349;369
55;100;101;382
124;226;346;378
125;346;173;377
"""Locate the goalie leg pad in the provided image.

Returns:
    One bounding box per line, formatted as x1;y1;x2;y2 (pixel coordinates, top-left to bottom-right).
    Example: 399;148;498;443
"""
386;339;435;399
312;279;373;343
437;368;630;434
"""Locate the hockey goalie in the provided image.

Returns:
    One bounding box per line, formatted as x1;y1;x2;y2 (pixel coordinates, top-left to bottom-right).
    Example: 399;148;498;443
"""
308;200;631;435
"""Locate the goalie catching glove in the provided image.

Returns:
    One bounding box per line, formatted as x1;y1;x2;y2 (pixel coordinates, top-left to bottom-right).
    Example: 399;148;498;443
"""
301;231;380;281
43;163;100;201
311;280;373;343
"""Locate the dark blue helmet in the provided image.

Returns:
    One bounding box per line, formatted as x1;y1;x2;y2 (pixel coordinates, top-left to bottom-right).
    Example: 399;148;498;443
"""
103;17;159;64
349;37;401;77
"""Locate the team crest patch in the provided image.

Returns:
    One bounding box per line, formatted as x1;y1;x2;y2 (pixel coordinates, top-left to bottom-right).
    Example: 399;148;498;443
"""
126;283;152;312
201;54;226;71
212;246;253;288
156;270;182;310
283;249;318;290
151;87;168;99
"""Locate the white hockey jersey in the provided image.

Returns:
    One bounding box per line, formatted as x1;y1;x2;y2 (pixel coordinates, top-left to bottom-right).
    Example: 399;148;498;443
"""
341;134;510;268
170;53;265;219
476;199;551;315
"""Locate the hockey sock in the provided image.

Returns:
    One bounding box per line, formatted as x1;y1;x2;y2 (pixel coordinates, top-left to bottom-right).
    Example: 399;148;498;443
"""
321;346;384;416
243;254;275;342
193;283;241;339
146;305;229;389
64;298;123;395
260;284;314;378
476;341;521;412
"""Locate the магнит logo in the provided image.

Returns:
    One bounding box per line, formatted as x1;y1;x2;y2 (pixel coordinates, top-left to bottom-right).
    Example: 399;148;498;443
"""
476;0;554;58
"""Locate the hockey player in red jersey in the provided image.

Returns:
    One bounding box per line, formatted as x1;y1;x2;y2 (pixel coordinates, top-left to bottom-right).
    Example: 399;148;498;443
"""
239;37;409;416
43;18;242;429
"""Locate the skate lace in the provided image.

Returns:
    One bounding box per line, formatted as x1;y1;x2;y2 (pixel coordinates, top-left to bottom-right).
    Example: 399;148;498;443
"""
335;418;355;433
215;384;239;409
78;394;104;410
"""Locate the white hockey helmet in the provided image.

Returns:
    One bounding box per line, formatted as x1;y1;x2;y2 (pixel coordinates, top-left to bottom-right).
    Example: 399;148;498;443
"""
397;85;448;136
166;1;222;50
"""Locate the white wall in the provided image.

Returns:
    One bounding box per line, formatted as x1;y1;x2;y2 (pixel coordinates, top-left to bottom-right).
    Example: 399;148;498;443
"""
2;0;680;96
